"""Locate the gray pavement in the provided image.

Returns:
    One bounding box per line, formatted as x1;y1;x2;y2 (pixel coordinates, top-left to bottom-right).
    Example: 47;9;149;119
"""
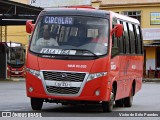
0;79;160;118
0;79;160;120
143;78;160;82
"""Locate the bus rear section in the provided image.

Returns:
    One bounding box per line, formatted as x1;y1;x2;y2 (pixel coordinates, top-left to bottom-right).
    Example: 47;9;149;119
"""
25;7;143;112
6;42;26;77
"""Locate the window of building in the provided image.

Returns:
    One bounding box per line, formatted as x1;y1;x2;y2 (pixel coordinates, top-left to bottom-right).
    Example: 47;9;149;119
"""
122;11;141;23
156;48;160;69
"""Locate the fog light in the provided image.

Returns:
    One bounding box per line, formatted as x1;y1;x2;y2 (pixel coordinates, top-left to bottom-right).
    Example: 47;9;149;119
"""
29;87;33;92
95;90;100;96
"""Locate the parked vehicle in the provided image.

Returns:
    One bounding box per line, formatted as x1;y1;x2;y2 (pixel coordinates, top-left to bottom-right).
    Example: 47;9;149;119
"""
6;42;25;77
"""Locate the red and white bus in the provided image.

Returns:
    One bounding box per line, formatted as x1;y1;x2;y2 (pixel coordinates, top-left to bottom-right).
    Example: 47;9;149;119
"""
26;6;143;112
0;42;25;78
6;42;26;77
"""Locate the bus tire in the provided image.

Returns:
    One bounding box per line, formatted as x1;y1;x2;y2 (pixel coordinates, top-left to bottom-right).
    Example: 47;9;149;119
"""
31;98;43;110
102;88;115;112
62;103;69;105
123;87;133;107
115;99;124;107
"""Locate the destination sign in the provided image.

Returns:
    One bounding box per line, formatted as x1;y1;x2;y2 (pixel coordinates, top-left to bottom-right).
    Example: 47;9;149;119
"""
40;48;76;55
44;16;73;25
7;43;21;47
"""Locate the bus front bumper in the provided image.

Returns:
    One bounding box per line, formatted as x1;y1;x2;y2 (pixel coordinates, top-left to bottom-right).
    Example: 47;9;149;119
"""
26;74;110;102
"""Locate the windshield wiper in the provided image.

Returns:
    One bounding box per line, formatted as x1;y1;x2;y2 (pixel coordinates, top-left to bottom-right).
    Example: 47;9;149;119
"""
71;49;99;58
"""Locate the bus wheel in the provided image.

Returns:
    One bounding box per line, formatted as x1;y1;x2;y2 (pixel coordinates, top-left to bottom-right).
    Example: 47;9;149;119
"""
115;99;124;107
31;98;43;110
102;88;115;112
62;103;69;105
123;87;133;107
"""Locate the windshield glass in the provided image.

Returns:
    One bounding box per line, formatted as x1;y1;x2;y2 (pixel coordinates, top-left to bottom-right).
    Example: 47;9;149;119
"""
30;16;109;56
7;47;25;65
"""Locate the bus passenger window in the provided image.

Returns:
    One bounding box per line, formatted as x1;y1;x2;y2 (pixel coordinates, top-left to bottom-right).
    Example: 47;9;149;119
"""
128;23;136;54
123;22;130;54
135;25;143;54
118;20;124;54
111;30;119;57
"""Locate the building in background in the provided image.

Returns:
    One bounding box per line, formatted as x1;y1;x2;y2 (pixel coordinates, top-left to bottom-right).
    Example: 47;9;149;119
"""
4;0;29;46
0;0;42;79
10;0;28;4
28;0;91;8
92;0;160;78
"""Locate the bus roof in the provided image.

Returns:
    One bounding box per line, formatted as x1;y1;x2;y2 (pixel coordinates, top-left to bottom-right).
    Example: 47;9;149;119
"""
38;7;140;24
110;11;140;24
40;7;110;18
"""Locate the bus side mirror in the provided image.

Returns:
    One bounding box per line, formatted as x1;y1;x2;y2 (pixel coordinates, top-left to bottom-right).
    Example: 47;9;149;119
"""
26;20;35;34
111;24;123;38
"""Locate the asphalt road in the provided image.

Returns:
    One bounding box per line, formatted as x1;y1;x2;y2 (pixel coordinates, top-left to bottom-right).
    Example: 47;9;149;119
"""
0;80;160;118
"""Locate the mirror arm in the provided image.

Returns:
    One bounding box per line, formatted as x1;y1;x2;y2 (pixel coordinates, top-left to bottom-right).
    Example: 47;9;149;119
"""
111;26;118;36
30;24;35;32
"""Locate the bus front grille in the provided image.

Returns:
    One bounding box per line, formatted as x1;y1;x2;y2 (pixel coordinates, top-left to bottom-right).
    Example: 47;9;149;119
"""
43;71;87;95
46;86;80;94
43;71;86;82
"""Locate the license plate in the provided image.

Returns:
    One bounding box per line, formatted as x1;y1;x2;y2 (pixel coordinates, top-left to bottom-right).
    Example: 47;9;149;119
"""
54;81;71;87
15;72;19;74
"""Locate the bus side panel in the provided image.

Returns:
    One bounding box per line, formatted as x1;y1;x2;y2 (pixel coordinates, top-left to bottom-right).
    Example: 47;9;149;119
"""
110;56;120;100
119;55;143;99
130;56;143;96
135;56;143;94
119;55;131;99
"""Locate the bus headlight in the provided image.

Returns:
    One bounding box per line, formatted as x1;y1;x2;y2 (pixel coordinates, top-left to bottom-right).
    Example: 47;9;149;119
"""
26;68;42;80
87;72;107;82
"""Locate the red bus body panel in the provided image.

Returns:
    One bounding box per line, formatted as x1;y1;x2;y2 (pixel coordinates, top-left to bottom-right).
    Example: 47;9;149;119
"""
110;56;143;100
26;53;111;101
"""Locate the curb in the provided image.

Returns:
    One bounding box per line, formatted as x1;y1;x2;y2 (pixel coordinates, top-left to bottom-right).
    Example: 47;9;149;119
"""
12;78;25;81
142;79;160;82
0;78;25;82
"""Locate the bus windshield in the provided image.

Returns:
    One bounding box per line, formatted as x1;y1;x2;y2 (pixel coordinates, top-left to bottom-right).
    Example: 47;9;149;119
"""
30;16;109;57
7;47;25;65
